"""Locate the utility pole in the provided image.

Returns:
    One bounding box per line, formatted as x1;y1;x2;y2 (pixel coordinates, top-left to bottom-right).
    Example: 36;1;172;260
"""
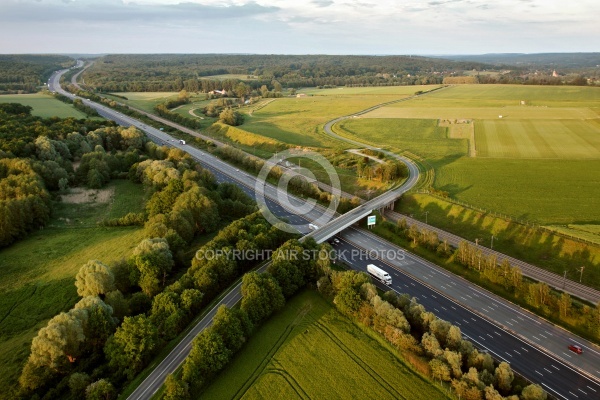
424;211;429;224
491;235;495;250
580;266;585;283
563;270;567;289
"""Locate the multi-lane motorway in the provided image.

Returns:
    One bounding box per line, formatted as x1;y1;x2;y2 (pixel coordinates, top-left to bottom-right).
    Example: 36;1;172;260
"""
48;67;600;399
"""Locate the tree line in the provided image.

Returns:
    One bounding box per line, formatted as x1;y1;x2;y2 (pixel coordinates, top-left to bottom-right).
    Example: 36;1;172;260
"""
81;54;499;93
386;218;600;341
0;55;73;94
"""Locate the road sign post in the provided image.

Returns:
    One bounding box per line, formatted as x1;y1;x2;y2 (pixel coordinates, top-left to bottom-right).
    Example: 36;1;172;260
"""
367;215;376;228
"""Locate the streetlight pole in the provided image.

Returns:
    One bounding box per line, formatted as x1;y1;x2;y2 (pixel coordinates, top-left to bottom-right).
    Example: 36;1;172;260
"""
580;266;585;283
563;270;567;289
491;235;495;250
424;211;429;224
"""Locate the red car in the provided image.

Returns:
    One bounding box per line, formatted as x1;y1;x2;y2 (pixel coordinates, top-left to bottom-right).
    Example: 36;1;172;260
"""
568;344;583;354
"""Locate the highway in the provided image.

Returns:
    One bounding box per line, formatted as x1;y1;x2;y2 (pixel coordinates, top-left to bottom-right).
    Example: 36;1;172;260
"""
48;68;600;399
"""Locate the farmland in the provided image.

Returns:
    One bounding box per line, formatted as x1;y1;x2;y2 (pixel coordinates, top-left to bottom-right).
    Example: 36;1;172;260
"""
200;290;448;400
241;94;415;148
103;92;181;113
336;85;600;228
0;180;146;392
0;93;88;118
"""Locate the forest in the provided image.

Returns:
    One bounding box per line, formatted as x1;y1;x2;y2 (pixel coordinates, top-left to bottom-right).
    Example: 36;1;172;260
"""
81;54;500;92
0;55;74;94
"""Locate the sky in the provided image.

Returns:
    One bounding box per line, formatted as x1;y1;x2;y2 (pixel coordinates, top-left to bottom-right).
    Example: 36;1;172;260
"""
0;0;598;54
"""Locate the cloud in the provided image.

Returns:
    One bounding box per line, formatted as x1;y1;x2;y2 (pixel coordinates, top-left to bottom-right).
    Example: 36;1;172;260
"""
0;0;280;23
311;0;334;7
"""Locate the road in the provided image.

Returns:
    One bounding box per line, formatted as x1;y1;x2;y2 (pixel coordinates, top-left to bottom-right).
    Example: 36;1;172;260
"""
49;69;600;399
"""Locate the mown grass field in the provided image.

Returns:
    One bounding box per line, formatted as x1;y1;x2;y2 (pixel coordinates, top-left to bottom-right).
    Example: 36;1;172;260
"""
201;74;258;80
0;93;89;118
336;118;467;161
0;180;146;394
200;290;448;400
432;158;600;224
299;85;438;96
475;119;600;159
241;94;415;148
105;92;181;113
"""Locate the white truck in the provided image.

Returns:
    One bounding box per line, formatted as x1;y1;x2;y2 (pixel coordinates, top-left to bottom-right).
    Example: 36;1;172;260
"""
367;264;392;285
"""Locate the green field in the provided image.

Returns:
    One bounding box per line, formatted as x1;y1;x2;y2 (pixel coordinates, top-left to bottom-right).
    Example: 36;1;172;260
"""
387;84;600;108
0;93;89;118
0;180;146;394
299;85;438;96
241;94;416;148
200;290;448;400
432;158;600;224
201;74;258;81
105;92;181;113
475;119;600;159
336;118;467;161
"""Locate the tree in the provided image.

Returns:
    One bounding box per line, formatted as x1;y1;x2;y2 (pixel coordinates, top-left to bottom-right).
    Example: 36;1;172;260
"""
74;296;117;351
212;305;253;353
130;238;174;296
421;332;443;358
430;359;451;382
26;309;87;370
494;362;514;394
75;260;116;297
164;374;190;400
150;291;185;339
520;384;547;400
240;272;285;324
105;315;158;379
483;384;503;400
182;329;231;387
443;350;463;379
446;325;462;350
219;108;243;126
85;379;116;400
558;292;572;318
69;372;92;398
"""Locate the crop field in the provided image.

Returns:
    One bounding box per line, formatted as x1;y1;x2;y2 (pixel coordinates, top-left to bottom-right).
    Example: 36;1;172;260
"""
200;290;448;400
0;180;146;392
0;93;88;118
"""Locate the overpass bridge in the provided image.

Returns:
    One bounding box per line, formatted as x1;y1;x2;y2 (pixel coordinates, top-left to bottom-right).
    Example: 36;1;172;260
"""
307;155;420;243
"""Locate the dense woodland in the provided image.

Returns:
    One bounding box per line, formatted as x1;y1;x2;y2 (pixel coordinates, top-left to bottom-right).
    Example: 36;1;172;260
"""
82;54;499;92
0;55;74;94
